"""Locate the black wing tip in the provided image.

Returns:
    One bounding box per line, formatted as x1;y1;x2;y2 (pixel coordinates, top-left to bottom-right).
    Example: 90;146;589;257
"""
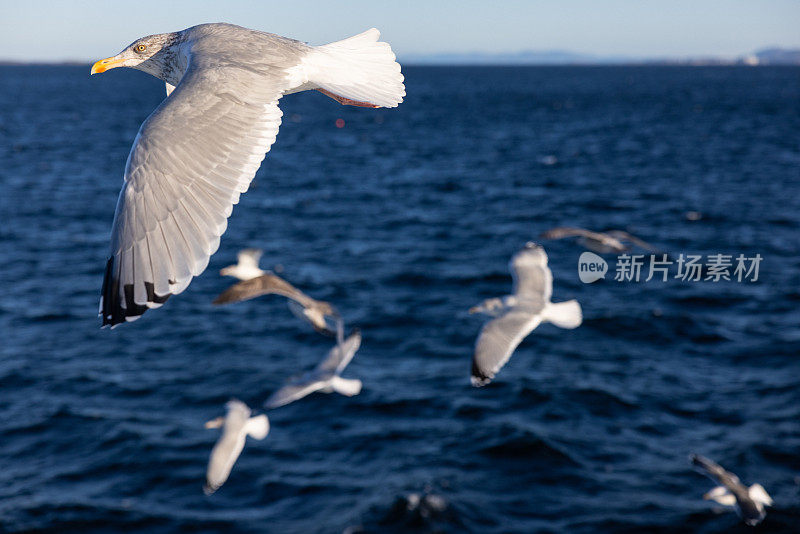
99;257;171;327
470;360;493;387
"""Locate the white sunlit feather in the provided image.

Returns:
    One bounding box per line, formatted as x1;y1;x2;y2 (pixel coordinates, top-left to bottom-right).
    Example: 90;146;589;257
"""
97;23;404;326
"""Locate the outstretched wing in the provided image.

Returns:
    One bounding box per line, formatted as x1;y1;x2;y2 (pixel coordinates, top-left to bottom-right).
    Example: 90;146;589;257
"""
205;400;251;494
316;330;362;374
540;227;596;240
691;454;742;489
212;273;318;307
606;230;657;252
264;377;328;409
471;307;542;386
100;62;293;327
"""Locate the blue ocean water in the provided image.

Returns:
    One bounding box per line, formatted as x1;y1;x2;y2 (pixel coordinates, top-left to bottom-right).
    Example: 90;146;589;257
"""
1;64;799;533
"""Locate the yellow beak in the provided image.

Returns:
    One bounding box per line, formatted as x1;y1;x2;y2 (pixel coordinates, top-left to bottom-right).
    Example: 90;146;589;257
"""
91;56;126;75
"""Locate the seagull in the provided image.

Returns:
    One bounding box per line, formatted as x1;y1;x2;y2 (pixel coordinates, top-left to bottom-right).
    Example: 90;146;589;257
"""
220;248;267;280
92;23;404;327
213;272;343;340
469;243;582;386
691;454;773;526
264;330;362;409
540;227;657;254
204;399;269;495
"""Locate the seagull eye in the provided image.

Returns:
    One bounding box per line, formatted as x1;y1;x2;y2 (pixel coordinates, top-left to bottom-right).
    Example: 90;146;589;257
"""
135;44;147;53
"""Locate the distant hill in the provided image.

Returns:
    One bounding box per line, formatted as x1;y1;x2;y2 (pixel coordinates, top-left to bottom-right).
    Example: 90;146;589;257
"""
755;48;800;65
402;47;800;66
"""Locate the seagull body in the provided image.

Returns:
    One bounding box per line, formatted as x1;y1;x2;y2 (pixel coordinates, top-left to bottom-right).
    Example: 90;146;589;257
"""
691;454;772;526
540;227;656;254
265;330;362;409
470;243;582;387
220;248;267;280
204;400;269;495
213;271;343;339
92;23;404;327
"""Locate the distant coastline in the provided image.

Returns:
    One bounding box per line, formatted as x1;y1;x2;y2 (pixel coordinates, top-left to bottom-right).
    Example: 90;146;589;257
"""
401;47;800;66
2;47;798;67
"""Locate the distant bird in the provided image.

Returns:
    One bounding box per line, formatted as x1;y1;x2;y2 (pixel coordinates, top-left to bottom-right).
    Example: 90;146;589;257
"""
264;330;362;409
92;23;404;327
540;227;657;254
213;272;343;340
220;248;267;281
469;243;582;386
691;454;773;526
204;400;269;495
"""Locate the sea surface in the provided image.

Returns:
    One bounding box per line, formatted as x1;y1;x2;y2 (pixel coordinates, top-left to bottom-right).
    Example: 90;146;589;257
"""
1;65;799;533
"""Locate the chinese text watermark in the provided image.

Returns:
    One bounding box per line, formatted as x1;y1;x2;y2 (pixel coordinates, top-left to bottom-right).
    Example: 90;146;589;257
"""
578;253;762;284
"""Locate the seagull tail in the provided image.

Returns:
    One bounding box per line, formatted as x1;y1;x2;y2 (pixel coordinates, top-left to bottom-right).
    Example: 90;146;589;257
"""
245;415;270;440
306;28;405;108
542;300;583;329
331;376;362;397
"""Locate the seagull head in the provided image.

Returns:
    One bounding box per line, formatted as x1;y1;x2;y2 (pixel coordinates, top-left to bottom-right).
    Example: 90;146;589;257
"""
91;32;184;83
512;242;548;269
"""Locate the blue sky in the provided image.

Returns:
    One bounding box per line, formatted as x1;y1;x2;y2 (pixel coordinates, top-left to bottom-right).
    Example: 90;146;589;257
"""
1;0;798;61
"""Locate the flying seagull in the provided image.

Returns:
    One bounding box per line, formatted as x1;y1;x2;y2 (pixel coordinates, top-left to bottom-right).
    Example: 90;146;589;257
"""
213;271;343;340
691;454;773;526
540;227;657;254
264;330;362;409
220;248;267;280
469;243;582;386
204;399;269;495
92;23;404;326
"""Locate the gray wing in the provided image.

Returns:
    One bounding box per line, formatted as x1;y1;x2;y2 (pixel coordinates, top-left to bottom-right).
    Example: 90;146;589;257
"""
286;299;341;337
471;307;542;386
205;400;251;494
264;375;329;409
237;248;263;269
100;60;293;326
540;227;598;240
213;273;317;306
606;230;657;251
316;330;362;374
510;246;552;302
691;454;743;491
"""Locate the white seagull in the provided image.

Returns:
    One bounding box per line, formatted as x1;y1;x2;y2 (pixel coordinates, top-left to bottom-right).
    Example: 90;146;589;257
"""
204;399;269;495
691;454;773;526
469;243;582;386
92;23;404;326
264;330;362;409
540;227;657;254
213;270;343;340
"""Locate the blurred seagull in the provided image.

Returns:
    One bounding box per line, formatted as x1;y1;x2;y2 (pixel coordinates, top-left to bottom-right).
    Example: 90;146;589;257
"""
220;248;267;280
204;400;269;495
92;23;404;327
469;243;582;386
264;330;362;409
540;227;657;254
691;454;773;526
213;272;343;340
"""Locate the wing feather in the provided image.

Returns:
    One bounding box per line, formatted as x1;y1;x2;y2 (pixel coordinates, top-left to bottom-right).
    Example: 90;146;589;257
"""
471;308;542;386
100;64;291;326
264;378;328;409
316;331;362;374
213;273;318;307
